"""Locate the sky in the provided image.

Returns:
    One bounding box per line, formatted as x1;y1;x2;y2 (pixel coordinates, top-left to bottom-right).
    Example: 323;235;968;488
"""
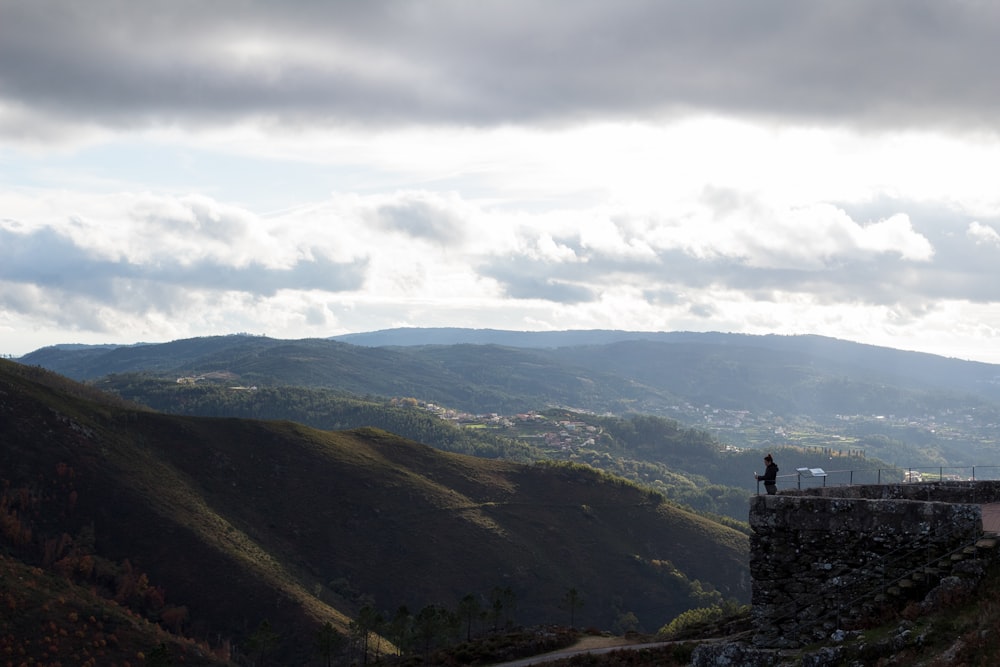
3;1;1000;363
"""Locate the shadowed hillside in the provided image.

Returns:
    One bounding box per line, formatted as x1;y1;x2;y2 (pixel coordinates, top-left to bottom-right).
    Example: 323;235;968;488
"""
0;359;748;664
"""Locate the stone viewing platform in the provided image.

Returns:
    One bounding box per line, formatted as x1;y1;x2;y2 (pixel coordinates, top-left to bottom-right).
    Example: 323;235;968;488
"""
748;481;1000;649
778;478;1000;504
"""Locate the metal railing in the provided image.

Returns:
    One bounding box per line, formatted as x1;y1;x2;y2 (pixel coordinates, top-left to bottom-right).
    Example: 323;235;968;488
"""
756;465;1000;495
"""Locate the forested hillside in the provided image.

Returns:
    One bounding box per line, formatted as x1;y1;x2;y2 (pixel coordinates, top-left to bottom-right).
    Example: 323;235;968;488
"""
339;328;1000;401
90;375;725;521
98;373;541;461
92;373;893;522
21;335;659;414
0;359;749;665
20;332;1000;471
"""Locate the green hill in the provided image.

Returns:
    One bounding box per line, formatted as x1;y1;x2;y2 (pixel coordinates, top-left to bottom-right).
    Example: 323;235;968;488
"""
93;373;543;462
86;374;894;523
0;359;748;664
21;335;664;415
20;332;1000;470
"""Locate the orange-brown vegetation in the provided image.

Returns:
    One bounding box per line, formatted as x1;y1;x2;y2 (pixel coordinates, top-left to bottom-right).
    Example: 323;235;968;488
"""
0;552;226;666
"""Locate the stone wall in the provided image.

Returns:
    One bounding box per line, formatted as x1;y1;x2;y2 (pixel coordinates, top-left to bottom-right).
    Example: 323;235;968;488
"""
749;489;983;648
782;479;1000;504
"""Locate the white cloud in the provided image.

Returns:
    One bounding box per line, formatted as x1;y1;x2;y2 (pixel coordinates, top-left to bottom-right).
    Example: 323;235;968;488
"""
968;221;1000;247
857;214;934;261
0;181;994;358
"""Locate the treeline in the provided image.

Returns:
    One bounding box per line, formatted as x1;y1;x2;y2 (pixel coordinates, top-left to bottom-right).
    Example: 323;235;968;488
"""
583;411;721;463
568;452;751;527
537;411;750;522
102;375;758;521
98;374;541;462
251;588;575;667
530;411;886;523
100;374;834;523
280;579;731;666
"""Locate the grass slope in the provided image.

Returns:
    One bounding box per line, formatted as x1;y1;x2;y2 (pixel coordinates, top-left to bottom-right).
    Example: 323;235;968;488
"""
0;553;230;666
0;360;748;664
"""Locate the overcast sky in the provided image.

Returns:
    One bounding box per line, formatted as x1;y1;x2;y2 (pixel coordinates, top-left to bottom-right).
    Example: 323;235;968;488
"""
3;1;1000;362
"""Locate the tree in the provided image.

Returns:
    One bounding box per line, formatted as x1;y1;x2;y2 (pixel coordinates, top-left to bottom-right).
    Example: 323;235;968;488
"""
415;605;445;656
501;586;517;629
315;622;345;667
457;593;481;641
561;587;584;628
350;604;384;666
614;611;639;634
489;588;504;632
490;586;517;631
387;605;414;656
246;619;280;667
146;642;172;667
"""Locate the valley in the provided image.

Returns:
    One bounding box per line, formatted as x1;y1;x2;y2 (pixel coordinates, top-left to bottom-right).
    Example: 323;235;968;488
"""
8;329;1000;664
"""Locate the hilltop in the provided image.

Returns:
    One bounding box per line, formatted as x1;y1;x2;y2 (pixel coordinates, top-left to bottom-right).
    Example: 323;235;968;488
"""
20;330;1000;469
0;359;748;664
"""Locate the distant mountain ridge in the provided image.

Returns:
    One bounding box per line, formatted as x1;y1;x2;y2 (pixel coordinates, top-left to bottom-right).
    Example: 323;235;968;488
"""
19;334;666;415
333;327;699;348
20;329;1000;417
334;327;1000;392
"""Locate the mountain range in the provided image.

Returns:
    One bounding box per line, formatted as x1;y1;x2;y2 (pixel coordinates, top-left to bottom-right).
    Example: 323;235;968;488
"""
20;329;1000;467
24;328;1000;413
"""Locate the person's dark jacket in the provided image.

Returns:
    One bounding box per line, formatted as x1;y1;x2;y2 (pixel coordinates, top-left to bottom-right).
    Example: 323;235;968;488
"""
758;463;778;485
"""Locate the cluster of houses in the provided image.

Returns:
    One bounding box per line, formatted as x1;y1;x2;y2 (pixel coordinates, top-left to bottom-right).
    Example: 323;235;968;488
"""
402;400;602;452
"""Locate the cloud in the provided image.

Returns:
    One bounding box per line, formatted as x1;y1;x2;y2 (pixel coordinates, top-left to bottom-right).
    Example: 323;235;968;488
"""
459;190;1000;319
0;222;368;312
4;1;1000;136
968;221;1000;247
369;193;466;244
681;193;935;268
1;185;989;336
480;258;597;304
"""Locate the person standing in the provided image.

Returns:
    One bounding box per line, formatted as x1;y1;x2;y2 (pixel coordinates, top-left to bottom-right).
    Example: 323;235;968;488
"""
756;454;779;495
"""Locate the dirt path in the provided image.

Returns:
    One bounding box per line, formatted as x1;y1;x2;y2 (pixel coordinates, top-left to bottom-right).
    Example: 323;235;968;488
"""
488;636;672;667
